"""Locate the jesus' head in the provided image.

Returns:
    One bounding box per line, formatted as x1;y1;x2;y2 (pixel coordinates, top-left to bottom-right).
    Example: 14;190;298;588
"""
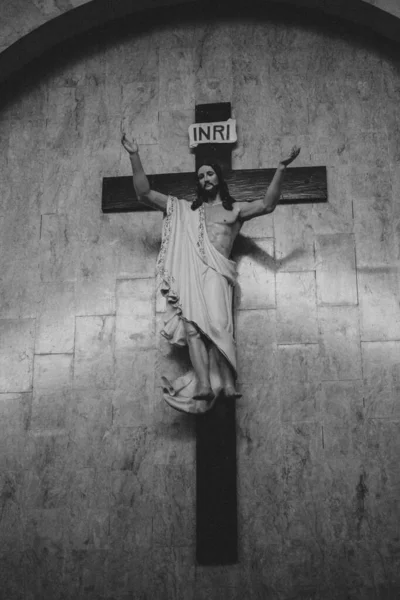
191;161;234;211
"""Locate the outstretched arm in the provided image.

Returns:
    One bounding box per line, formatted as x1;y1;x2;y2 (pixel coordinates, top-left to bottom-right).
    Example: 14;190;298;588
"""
237;146;301;222
121;133;169;212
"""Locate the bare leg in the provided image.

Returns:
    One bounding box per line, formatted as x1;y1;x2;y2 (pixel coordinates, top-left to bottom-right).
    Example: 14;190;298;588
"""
184;321;213;401
209;345;241;400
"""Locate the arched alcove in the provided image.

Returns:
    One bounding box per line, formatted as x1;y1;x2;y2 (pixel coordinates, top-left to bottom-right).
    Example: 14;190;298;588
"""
1;0;400;85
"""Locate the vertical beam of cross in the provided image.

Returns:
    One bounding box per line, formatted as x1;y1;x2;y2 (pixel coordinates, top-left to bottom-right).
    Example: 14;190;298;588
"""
195;102;238;566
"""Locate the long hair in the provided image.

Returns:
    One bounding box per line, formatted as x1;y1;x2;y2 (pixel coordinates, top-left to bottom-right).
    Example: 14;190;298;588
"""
191;161;235;211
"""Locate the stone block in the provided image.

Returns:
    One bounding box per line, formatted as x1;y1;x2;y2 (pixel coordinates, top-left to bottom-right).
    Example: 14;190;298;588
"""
281;421;322;489
311;166;354;235
0;257;42;319
0;393;31;470
120;81;159;145
158;109;195;174
104;547;153;597
0;392;31;435
33;354;73;392
23;507;69;550
274;204;315;272
195;563;243;590
152;418;196;466
266;51;312;137
112;387;154;427
152;465;195;547
365;419;400;491
281;376;320;424
238;213;274;239
109;505;153;551
0;186;41;318
40;213;77;283
386;102;400;168
111;211;163;279
0;472;24;557
116;348;157;407
63;550;107;599
159;47;196;111
42;87;85;214
194;585;244;600
321;381;365;470
67;508;110;550
23;542;67;600
315;234;357;305
67;389;112;469
237;382;282;464
235;238;275;309
110;470;150;508
68;468;110;510
116;280;157;393
73;216;119;317
41;157;86;216
351;168;398;267
74;315;116;390
104;425;155;474
358;270;400;341
116;278;156;349
276;272;318;343
195;28;233;104
0;553;28;600
30;390;71;433
278;343;322;422
340;131;390;170
35;282;75;354
0;319;35;392
23;457;75;510
362;341;400;418
148;546;196;598
317;306;362;380
105;31;158;90
235;309;277;384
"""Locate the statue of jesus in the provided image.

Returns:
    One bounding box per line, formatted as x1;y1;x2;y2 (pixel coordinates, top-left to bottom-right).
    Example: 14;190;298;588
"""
122;133;300;414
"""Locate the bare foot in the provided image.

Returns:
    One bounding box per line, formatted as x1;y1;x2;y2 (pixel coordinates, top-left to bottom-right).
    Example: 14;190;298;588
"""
193;385;214;401
224;387;242;400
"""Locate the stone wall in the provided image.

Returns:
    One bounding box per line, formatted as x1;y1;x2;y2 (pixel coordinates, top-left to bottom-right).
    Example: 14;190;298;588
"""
0;9;400;600
1;0;400;54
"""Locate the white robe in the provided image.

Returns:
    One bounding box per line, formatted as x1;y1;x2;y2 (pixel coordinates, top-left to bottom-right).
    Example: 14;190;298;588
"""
156;196;237;413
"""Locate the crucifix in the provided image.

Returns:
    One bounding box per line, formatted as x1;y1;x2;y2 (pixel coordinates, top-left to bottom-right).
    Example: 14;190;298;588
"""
103;102;327;565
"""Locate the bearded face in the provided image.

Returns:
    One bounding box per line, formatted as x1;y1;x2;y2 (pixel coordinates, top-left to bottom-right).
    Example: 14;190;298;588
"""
197;165;219;198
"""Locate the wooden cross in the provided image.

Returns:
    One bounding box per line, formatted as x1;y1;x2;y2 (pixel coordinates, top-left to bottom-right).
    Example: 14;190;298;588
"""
102;103;327;565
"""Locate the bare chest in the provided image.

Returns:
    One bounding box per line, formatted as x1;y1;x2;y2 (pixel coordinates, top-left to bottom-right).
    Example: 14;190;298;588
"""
204;203;240;228
203;204;242;256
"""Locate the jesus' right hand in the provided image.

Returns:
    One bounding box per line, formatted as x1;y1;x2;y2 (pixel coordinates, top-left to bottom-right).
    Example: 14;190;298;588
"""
121;133;139;155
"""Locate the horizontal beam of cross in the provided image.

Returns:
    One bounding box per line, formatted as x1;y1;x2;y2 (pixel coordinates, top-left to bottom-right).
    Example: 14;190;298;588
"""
101;166;327;213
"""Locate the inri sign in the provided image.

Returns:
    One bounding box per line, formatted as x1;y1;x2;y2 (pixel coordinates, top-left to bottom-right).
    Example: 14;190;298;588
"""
188;118;237;149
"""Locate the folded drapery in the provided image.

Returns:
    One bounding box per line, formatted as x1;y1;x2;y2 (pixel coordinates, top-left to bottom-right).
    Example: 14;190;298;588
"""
156;196;237;414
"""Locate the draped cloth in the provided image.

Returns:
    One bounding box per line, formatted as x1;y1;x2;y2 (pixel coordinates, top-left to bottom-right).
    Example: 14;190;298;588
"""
156;195;237;414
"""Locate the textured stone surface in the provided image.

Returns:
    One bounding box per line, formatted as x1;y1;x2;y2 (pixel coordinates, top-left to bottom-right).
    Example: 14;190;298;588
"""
235;309;277;384
362;341;400;418
74;315;116;390
358;269;400;341
235;238;276;310
274;204;315;271
1;10;400;599
315;233;358;305
0;319;35;393
35;282;75;354
317;306;362;380
276;272;318;343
